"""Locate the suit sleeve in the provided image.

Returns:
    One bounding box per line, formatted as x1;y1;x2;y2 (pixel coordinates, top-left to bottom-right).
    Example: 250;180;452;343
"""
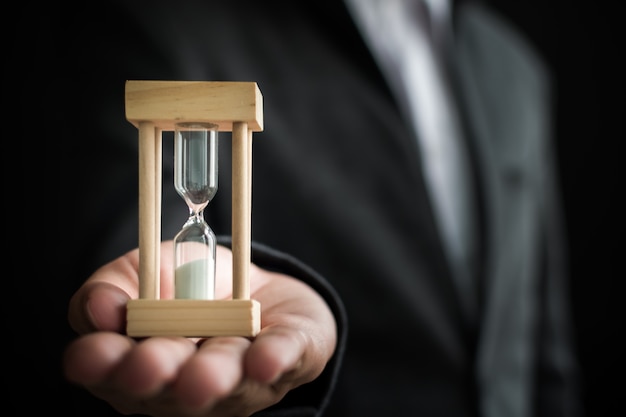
533;90;584;417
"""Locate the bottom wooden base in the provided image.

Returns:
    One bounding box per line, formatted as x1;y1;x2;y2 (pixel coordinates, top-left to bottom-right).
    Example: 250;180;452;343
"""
126;299;261;337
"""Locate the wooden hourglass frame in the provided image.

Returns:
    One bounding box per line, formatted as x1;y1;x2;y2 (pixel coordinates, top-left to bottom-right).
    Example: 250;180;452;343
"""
124;80;262;337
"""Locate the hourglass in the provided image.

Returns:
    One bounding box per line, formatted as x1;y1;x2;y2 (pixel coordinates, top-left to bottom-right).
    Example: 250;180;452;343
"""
124;80;263;338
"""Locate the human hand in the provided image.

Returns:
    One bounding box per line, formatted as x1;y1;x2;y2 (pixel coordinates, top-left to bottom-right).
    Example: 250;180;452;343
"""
63;242;337;417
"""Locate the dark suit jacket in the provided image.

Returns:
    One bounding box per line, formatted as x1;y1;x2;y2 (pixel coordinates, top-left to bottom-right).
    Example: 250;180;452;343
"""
35;1;582;416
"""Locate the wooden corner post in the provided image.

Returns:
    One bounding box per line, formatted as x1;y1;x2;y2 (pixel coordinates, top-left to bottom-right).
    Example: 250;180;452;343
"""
124;81;263;338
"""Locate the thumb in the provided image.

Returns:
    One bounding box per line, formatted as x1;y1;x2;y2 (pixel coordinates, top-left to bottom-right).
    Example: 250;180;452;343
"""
67;249;142;334
68;281;131;335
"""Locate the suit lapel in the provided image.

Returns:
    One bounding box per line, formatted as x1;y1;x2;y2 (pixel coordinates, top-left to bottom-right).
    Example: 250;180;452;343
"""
451;3;551;417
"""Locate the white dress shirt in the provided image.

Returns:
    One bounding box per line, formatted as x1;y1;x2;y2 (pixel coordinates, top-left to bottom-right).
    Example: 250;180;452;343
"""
344;0;478;318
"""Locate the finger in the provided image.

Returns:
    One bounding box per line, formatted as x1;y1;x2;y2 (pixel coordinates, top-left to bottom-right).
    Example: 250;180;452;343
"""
173;336;251;411
65;334;198;417
67;241;178;334
112;336;198;398
68;281;132;334
67;251;140;334
245;324;308;384
63;331;136;386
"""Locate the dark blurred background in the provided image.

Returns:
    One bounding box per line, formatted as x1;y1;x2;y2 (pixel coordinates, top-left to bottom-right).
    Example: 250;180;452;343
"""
487;1;624;416
11;1;623;416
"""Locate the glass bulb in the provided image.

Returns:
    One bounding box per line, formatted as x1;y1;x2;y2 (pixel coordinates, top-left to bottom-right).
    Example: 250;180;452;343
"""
173;122;218;300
